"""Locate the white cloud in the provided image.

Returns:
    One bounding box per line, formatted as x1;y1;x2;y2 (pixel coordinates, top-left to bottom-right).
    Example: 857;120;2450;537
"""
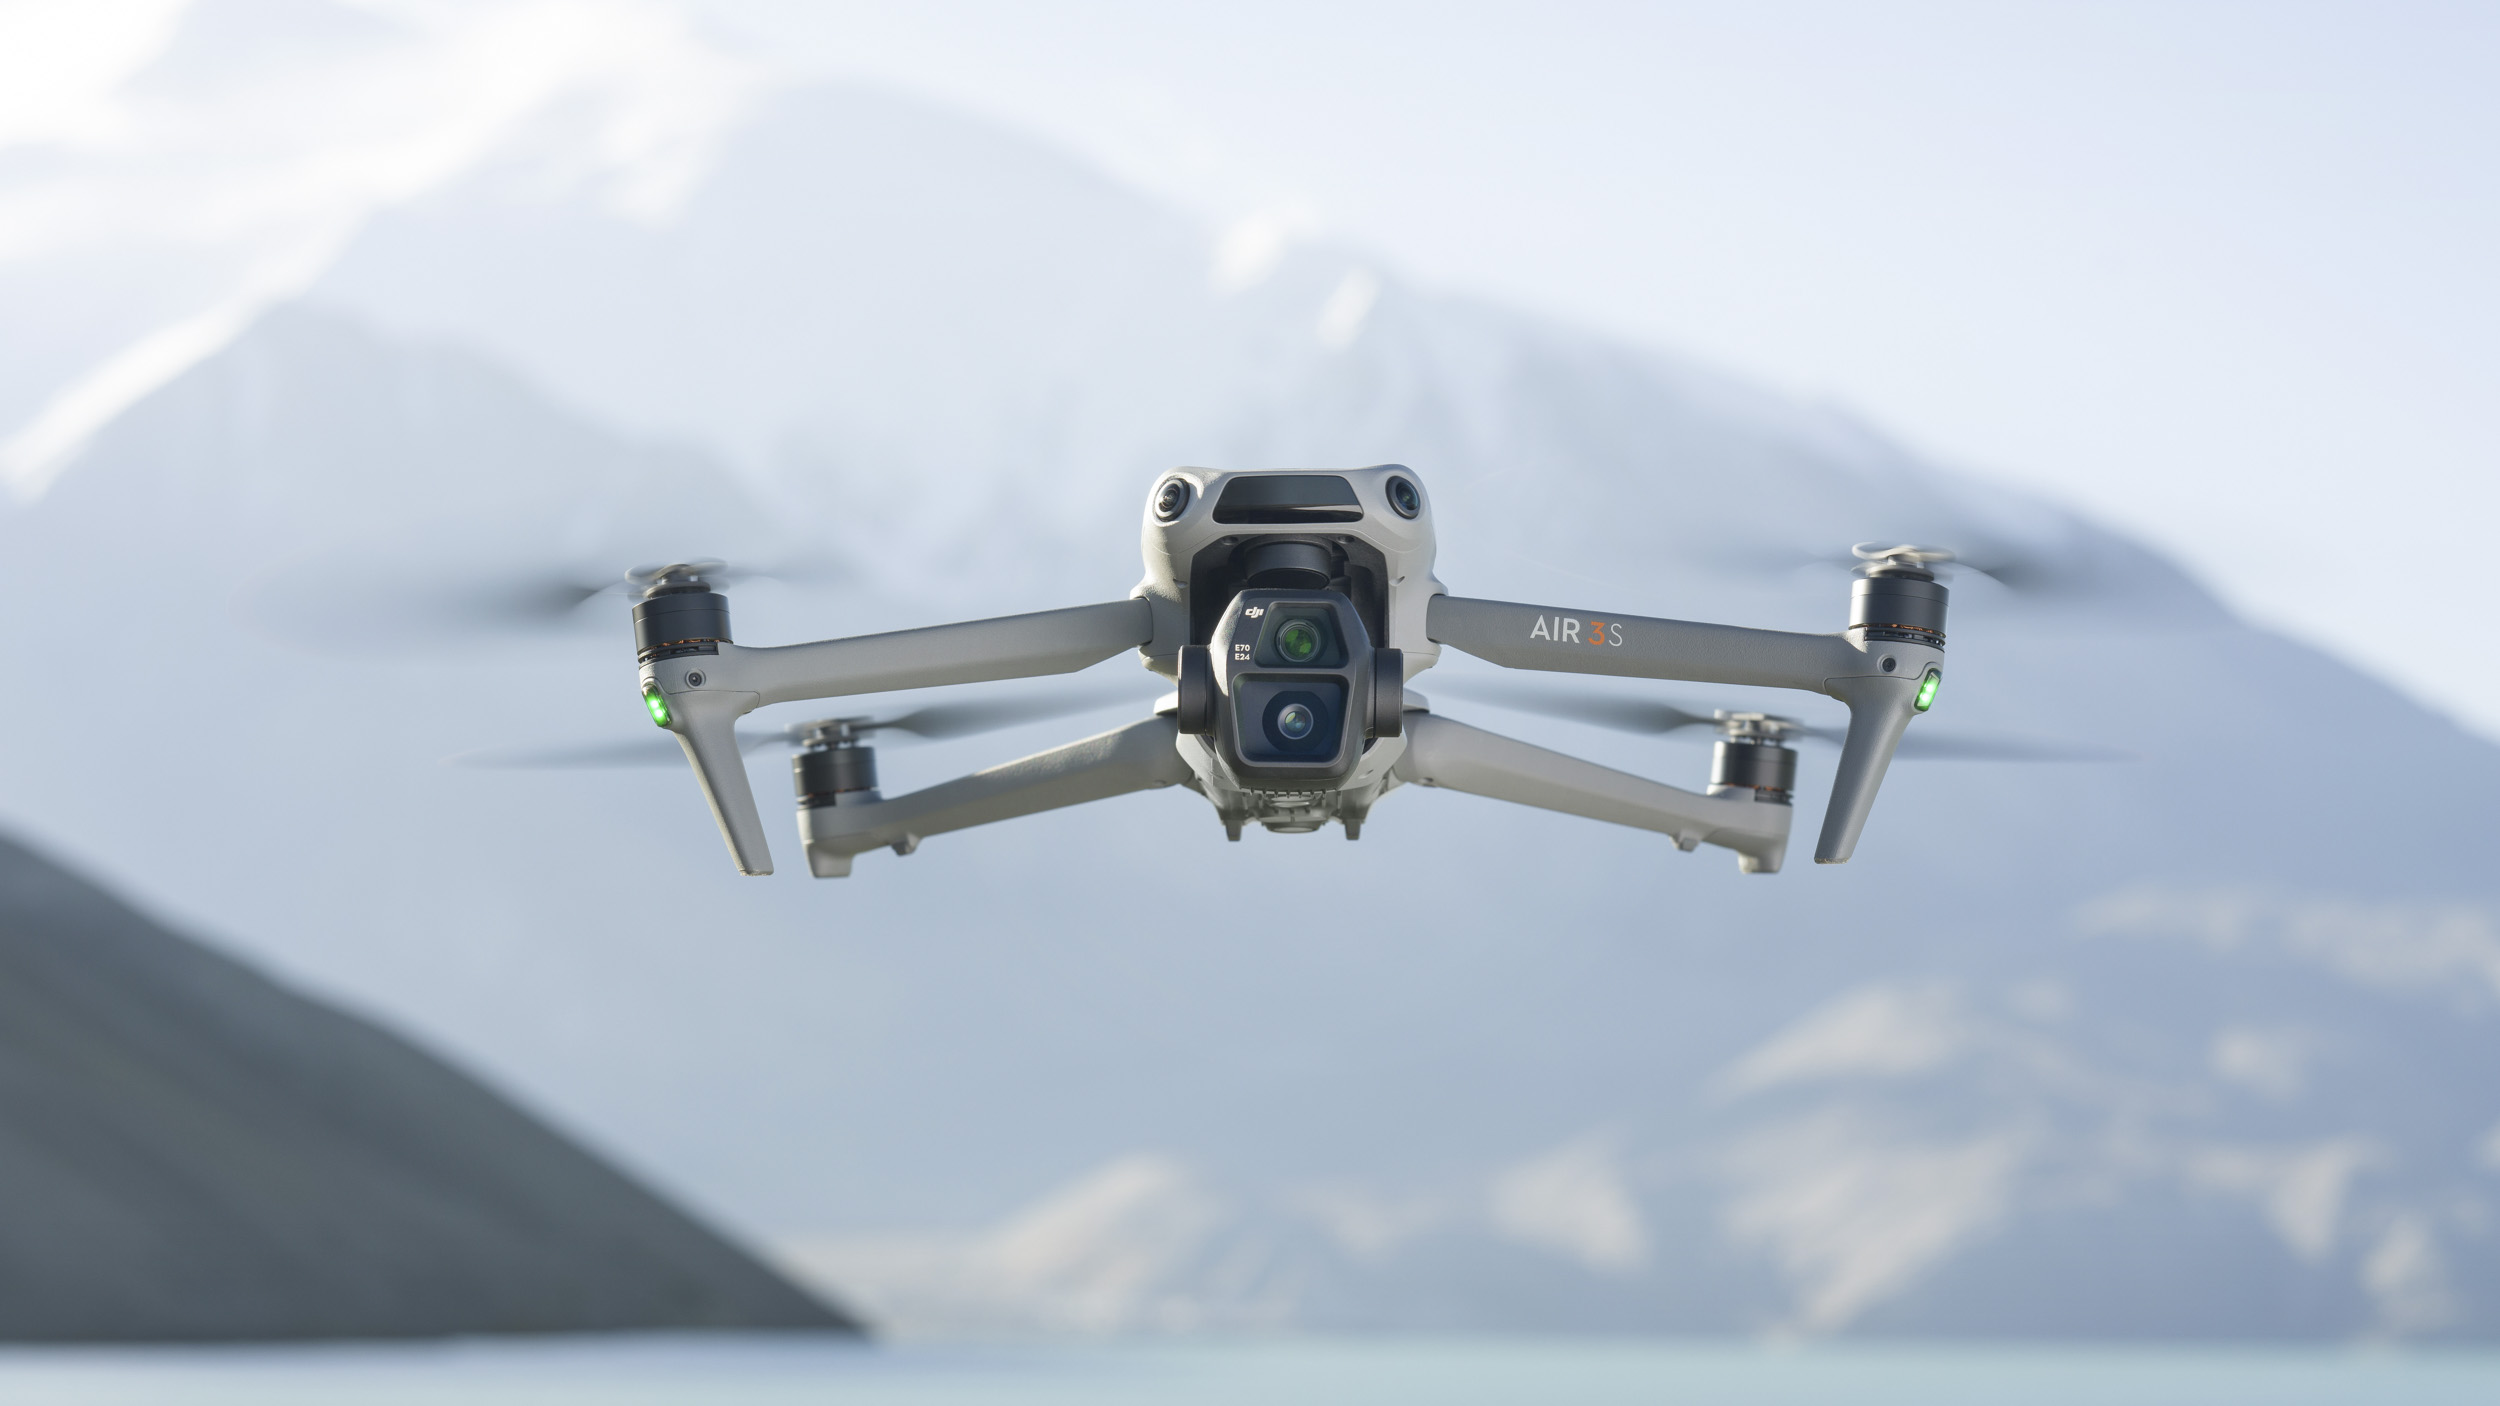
2079;885;2500;1005
1208;201;1315;293
1486;1133;1649;1273
982;1154;1231;1313
1716;982;1967;1097
2184;1138;2379;1261
2363;1213;2456;1336
774;1153;1277;1337
1720;1109;2026;1333
2209;1026;2312;1103
1286;1183;1451;1261
1315;267;1378;349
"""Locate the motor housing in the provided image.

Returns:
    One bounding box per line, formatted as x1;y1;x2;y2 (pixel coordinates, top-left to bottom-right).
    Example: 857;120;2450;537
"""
1848;572;1948;650
634;585;731;663
794;737;878;809
1710;737;1797;803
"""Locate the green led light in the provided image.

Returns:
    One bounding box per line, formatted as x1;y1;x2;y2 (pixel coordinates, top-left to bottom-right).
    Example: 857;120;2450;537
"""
1914;670;1941;712
644;686;672;728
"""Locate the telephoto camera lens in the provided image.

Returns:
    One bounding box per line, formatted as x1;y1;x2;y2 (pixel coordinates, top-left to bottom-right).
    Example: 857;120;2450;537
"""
1277;618;1322;663
1276;702;1316;740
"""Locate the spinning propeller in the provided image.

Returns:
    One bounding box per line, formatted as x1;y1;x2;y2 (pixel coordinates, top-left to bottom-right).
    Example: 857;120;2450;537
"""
242;551;840;649
1710;538;2088;598
1438;677;2127;763
474;556;841;625
448;685;1148;770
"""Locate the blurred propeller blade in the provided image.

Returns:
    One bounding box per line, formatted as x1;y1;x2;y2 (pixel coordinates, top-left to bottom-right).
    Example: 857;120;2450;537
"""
1703;538;2100;599
859;689;1149;741
455;683;1153;771
767;684;1155;745
449;737;686;768
627;555;846;593
1851;542;1958;568
1433;678;1717;735
1890;732;2132;763
241;568;615;650
464;573;620;623
1437;678;2122;764
245;545;846;653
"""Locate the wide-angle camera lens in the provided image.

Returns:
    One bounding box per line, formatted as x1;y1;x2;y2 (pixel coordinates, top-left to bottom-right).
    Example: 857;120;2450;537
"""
1241;682;1344;764
1275;702;1315;740
1277;617;1322;663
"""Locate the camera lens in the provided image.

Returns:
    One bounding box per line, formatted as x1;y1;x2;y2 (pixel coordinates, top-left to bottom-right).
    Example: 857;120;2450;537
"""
1246;684;1343;761
1277;618;1322;663
1152;477;1192;521
1385;475;1421;519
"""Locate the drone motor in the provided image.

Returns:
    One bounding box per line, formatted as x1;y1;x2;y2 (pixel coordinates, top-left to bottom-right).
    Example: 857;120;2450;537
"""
792;720;880;810
1847;544;1953;651
630;561;733;665
1707;713;1800;805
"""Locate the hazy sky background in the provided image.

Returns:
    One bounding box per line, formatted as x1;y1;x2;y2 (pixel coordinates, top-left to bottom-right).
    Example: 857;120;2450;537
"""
4;0;2495;735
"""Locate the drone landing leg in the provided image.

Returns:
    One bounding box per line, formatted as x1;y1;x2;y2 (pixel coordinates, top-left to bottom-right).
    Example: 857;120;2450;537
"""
1393;713;1790;872
1814;673;1923;864
798;717;1192;876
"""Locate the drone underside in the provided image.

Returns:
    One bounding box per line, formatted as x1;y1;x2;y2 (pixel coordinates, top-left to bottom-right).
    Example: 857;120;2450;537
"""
787;689;1831;880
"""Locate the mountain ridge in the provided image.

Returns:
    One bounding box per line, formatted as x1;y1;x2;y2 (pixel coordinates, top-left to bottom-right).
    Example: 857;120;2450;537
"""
0;77;2492;1338
0;819;856;1339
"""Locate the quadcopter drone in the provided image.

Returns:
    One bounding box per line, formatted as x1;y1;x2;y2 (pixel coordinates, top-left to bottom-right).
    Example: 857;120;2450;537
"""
621;465;1958;878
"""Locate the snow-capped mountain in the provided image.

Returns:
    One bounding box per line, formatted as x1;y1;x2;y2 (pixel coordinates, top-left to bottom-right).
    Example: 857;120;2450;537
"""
2;40;2496;1337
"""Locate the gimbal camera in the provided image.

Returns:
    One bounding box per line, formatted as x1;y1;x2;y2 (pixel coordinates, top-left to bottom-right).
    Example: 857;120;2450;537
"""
630;465;1949;878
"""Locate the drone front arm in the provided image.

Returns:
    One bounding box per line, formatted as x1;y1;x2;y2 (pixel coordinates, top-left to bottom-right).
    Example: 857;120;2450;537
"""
1426;594;1859;692
643;598;1156;876
798;717;1193;876
1424;594;1937;864
700;598;1156;707
1394;712;1791;872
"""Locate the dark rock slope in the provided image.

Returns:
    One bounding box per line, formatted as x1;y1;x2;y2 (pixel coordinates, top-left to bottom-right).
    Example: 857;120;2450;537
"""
0;831;856;1340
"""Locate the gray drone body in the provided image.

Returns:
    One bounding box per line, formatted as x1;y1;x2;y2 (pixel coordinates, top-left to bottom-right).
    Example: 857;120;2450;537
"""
630;466;1948;878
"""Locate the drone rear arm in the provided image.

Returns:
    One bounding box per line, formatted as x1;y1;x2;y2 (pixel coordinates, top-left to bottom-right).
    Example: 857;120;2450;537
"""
798;717;1193;876
644;598;1156;875
1424;594;1936;864
1394;712;1791;872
